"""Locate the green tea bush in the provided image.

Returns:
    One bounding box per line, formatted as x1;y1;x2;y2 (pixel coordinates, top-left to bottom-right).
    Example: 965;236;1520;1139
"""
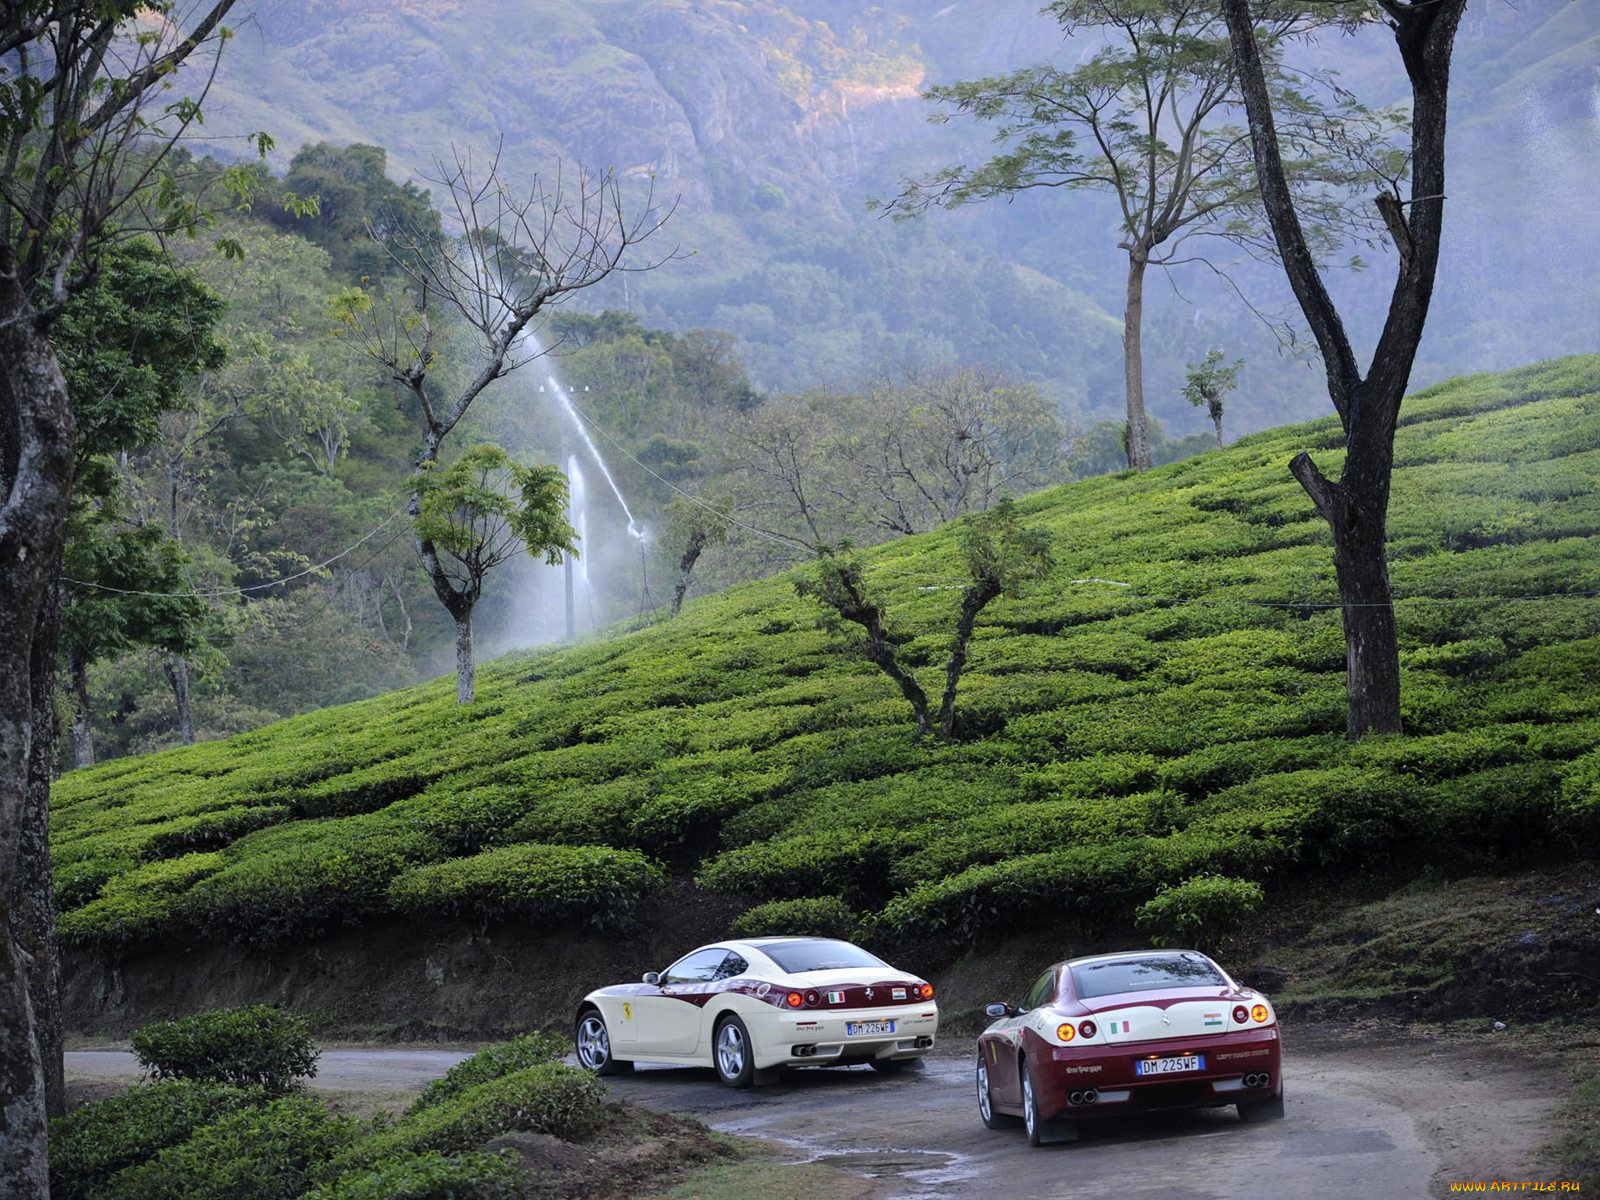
729;896;860;940
49;1081;265;1200
132;1006;318;1094
57;852;225;947
98;1095;359;1200
177;818;442;946
698;828;917;905
304;1151;527;1200
409;1032;567;1113
388;843;663;932
1134;874;1265;950
344;1063;603;1167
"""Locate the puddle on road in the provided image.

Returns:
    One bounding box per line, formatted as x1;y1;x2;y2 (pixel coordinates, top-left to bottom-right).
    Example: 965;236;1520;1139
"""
809;1150;953;1178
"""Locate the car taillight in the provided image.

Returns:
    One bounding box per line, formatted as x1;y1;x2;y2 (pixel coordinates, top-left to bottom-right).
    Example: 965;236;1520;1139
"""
1078;1020;1097;1039
1251;1004;1269;1023
786;992;804;1008
1233;1005;1250;1024
919;982;935;1000
805;991;820;1007
1056;1023;1076;1042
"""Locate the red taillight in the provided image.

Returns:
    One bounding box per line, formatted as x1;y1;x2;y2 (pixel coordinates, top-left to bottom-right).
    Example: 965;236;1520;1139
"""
786;992;804;1008
1251;1004;1269;1024
1056;1023;1076;1042
1078;1020;1097;1039
919;982;935;1000
1233;1005;1250;1024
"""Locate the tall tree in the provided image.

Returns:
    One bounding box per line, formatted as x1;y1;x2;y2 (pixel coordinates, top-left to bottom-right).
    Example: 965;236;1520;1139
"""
337;147;675;702
1220;0;1467;737
881;0;1391;470
0;2;241;1184
1182;349;1245;447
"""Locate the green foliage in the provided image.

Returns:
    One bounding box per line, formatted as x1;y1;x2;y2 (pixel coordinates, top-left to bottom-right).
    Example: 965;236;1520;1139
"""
49;356;1600;949
97;1095;359;1200
409;1033;568;1114
131;1006;320;1094
343;1064;604;1168
729;896;861;940
49;1081;266;1200
304;1151;527;1200
1135;875;1265;950
388;843;663;933
415;444;578;580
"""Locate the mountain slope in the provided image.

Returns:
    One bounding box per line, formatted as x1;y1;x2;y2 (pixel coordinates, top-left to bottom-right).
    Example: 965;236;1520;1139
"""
51;355;1600;956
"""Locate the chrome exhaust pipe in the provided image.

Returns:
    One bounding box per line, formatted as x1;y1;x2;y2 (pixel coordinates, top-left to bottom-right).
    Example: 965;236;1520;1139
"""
914;1036;934;1048
1069;1090;1085;1105
1082;1089;1098;1104
791;1044;817;1057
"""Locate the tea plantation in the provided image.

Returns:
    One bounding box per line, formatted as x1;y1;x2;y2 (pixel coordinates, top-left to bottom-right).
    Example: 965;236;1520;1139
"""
51;356;1600;955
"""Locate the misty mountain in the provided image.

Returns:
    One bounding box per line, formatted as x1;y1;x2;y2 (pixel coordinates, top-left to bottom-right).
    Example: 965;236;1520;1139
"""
200;0;1600;438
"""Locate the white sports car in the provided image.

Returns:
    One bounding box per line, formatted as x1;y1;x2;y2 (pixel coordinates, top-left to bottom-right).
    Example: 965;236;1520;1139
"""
574;936;939;1087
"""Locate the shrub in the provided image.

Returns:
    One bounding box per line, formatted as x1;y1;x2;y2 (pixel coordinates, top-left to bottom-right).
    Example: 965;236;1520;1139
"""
99;1095;359;1200
729;896;860;940
304;1151;527;1200
49;1081;265;1200
410;1032;568;1113
344;1063;603;1168
131;1006;319;1094
57;852;226;947
388;843;663;933
1134;875;1266;950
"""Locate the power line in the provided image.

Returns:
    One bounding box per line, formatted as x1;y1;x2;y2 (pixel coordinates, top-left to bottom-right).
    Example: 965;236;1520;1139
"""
63;507;408;599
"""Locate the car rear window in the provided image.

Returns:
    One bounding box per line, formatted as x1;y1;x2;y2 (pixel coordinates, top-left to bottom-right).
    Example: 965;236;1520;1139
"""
761;940;888;974
1070;954;1225;999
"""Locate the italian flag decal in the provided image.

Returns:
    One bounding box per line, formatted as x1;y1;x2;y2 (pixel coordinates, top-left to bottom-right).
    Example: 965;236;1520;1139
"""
1109;1019;1132;1034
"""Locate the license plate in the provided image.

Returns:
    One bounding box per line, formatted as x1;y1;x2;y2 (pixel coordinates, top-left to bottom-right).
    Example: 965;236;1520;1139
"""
1136;1054;1204;1075
847;1020;895;1036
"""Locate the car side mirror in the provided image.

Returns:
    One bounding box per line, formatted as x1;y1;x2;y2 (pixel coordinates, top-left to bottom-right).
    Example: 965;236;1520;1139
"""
642;971;660;985
985;1002;1016;1018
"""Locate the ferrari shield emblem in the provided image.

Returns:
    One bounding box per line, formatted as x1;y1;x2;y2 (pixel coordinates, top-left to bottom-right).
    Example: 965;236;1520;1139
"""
623;1003;632;1022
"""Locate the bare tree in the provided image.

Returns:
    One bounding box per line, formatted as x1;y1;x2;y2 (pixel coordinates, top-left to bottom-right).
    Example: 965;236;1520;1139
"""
844;366;1071;535
336;148;675;702
1221;0;1467;737
0;1;241;1184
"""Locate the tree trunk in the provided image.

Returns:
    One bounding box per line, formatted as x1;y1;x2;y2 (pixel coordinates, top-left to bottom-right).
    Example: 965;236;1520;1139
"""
23;579;65;1119
938;580;1001;739
454;609;475;705
70;644;94;769
164;654;196;744
0;259;76;1197
1211;407;1225;449
1122;253;1153;471
671;529;707;617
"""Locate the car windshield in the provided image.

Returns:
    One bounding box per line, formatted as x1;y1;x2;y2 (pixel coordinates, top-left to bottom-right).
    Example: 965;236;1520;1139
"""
761;939;888;974
1070;954;1225;999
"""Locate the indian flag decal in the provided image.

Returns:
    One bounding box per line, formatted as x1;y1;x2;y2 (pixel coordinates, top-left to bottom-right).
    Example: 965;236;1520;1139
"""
826;990;845;1004
1204;1013;1224;1027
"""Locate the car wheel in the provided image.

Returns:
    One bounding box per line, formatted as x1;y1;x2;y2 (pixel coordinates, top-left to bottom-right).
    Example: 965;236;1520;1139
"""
1238;1086;1286;1122
575;1010;631;1076
1021;1059;1044;1147
977;1054;1020;1130
713;1015;755;1088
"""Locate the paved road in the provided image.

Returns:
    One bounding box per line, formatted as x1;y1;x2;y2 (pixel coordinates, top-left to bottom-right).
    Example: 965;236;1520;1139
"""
603;1051;1435;1200
67;1035;1556;1199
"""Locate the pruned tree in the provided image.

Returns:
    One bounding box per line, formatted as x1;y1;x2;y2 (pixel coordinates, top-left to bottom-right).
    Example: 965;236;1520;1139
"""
879;0;1396;471
1220;0;1468;737
334;147;675;702
1182;349;1245;447
0;0;244;1182
797;500;1053;739
664;496;731;617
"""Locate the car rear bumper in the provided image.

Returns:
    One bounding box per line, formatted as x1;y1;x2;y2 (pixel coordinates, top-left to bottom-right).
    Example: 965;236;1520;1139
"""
1030;1027;1281;1122
752;1004;939;1069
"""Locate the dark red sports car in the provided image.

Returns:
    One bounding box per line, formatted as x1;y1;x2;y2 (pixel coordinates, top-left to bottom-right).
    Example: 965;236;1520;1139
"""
976;949;1284;1145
